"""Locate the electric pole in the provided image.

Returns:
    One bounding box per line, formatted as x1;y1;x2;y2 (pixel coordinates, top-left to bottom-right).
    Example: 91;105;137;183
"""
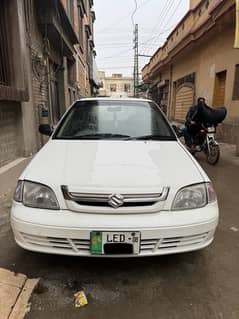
133;24;139;97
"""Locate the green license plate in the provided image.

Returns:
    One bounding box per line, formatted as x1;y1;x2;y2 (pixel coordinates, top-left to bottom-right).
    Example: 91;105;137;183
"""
90;231;140;255
90;231;103;255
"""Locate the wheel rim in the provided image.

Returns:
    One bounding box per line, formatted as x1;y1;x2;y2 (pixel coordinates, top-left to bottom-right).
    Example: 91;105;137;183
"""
207;145;219;164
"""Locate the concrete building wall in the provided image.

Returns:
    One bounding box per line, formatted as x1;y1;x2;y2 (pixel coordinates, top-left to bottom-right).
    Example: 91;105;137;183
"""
170;25;238;112
190;0;202;9
0;0;96;167
0;0;37;166
98;73;134;97
57;0;96;98
144;0;222;76
142;0;238;144
27;1;49;149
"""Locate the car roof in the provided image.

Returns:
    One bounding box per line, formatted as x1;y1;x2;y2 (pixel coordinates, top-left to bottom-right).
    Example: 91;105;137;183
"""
76;97;152;103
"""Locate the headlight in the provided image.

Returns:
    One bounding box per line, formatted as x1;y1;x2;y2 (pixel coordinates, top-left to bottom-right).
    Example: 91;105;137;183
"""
172;183;216;211
14;180;24;202
14;180;59;210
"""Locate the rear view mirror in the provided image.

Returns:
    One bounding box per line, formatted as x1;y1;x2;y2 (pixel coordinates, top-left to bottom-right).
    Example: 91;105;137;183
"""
172;125;183;138
39;124;53;136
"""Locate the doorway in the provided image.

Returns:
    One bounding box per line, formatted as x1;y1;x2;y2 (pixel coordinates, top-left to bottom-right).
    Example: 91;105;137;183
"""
213;70;227;107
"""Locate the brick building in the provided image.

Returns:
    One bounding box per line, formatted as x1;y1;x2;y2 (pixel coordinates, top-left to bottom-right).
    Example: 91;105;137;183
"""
0;0;97;167
142;0;239;144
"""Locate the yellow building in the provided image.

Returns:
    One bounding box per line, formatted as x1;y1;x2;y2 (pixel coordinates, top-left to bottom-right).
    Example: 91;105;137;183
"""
142;0;239;143
98;72;134;97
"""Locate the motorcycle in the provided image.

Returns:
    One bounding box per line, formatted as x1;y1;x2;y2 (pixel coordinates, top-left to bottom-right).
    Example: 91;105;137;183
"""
173;105;227;165
173;124;220;165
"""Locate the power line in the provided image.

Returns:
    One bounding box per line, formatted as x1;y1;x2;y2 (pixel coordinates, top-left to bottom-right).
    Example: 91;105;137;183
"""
148;0;174;39
131;0;138;27
97;0;155;33
141;0;174;54
96;41;166;49
96;44;133;48
133;24;139;97
99;47;134;60
98;66;134;69
140;29;173;46
145;0;183;54
98;56;134;60
95;27;169;34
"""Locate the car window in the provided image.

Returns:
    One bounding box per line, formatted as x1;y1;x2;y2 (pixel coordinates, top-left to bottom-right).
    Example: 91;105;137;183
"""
54;100;176;140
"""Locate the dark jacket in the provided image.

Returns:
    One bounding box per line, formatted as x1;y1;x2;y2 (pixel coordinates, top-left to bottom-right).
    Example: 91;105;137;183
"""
186;106;196;125
185;104;204;134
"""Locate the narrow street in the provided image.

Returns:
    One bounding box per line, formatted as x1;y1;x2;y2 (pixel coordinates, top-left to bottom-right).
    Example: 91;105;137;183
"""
0;1;239;318
0;148;238;319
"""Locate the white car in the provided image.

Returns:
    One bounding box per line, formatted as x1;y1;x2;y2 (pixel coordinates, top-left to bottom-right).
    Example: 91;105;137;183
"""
11;98;218;257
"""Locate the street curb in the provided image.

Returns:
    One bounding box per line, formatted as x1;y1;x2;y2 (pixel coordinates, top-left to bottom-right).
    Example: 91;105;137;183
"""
0;268;39;319
0;158;29;176
9;278;39;319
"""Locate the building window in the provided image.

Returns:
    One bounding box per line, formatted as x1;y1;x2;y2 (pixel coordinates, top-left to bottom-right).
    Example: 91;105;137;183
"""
124;83;131;92
233;65;239;100
67;0;74;26
0;0;11;86
85;30;89;61
110;84;117;92
67;59;76;86
78;6;84;48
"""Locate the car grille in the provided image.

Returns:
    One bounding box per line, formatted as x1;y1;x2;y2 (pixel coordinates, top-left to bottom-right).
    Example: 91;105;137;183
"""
141;232;210;252
61;185;169;209
20;232;210;254
20;233;90;253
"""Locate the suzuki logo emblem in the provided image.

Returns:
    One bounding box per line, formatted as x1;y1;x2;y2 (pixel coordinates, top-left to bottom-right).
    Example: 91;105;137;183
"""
108;194;124;209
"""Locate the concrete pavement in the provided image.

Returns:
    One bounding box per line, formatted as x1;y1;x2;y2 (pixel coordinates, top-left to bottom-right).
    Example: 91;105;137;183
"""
0;268;39;319
0;158;31;238
0;147;238;319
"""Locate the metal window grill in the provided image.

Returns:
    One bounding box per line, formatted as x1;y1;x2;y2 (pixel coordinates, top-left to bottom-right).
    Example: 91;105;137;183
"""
0;0;11;86
23;0;33;33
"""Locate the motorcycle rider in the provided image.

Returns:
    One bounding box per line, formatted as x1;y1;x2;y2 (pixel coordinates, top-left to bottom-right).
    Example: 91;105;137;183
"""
183;97;206;150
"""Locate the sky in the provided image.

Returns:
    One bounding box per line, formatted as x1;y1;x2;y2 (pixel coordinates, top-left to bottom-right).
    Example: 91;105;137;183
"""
93;0;190;77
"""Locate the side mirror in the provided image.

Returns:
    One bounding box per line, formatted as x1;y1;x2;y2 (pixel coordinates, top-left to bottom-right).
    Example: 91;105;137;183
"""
39;124;53;136
172;125;183;138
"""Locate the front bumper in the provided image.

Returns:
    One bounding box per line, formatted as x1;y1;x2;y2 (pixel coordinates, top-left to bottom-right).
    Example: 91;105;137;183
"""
11;202;219;257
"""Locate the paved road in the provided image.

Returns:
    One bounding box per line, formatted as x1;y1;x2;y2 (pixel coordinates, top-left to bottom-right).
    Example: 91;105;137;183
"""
0;152;238;319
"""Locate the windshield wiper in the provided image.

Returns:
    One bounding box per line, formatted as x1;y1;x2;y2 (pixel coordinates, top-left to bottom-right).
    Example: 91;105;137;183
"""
59;133;131;140
126;134;176;141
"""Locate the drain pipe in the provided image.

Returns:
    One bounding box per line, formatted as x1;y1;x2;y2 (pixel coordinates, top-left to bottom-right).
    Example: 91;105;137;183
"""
234;0;239;156
168;64;173;120
234;0;239;48
43;35;53;127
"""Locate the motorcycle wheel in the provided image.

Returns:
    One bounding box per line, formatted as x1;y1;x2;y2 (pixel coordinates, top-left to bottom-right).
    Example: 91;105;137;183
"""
206;144;220;165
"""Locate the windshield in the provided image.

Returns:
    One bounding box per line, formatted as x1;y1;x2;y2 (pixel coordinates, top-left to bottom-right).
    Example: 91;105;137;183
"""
53;100;176;140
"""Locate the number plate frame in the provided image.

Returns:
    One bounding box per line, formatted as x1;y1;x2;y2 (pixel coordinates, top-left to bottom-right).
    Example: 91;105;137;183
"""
90;231;141;255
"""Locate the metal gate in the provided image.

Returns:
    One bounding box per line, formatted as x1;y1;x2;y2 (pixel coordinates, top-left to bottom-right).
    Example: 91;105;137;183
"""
0;103;18;167
175;85;194;121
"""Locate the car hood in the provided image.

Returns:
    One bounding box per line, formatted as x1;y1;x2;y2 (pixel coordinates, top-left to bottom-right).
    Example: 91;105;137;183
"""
22;140;207;193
